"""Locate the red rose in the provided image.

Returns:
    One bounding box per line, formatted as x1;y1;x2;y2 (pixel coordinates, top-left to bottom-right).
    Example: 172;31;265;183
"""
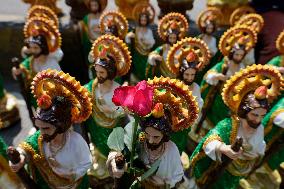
112;80;154;117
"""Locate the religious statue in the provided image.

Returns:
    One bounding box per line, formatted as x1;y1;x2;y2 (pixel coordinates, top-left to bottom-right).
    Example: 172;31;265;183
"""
234;13;265;66
147;12;189;79
99;11;128;40
197;26;257;133
79;0;108;67
12;14;63;110
107;77;199;188
9;69;93;189
189;64;283;189
83;34;131;179
125;2;156;82
166;37;211;147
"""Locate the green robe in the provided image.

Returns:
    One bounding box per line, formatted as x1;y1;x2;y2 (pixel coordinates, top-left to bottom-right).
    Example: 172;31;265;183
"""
170;128;191;154
19;131;89;189
20;57;37;108
262;97;284;170
84;79;125;157
266;55;284;67
200;58;230;127
128;27;156;81
189;117;246;189
0;137;7;159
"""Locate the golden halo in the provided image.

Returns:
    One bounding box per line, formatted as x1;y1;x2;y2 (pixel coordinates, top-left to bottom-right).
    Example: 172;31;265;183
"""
230;6;255;26
222;64;282;114
91;34;131;76
133;2;155;24
158;12;189;41
218;26;257;56
148;76;199;132
27;5;59;28
197;7;222;30
24;16;61;52
31;69;93;123
236;13;264;33
276;30;284;54
99;11;128;39
166;37;211;77
83;0;108;12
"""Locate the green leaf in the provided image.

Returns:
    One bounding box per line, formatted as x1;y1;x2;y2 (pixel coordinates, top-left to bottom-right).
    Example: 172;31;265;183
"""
107;127;125;151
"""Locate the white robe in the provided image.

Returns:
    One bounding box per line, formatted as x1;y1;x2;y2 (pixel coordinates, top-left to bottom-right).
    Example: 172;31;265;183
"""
21;130;92;189
205;61;245;86
33;48;63;73
125;27;155;52
120;122;184;188
204;123;266;169
88;14;101;40
243;48;255;66
139;141;184;188
200;34;217;56
273;112;284;128
93;81;124;127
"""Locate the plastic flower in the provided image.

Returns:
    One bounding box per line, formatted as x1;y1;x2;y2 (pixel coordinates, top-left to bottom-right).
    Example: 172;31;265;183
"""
152;103;165;118
37;94;52;109
254;86;267;100
112;80;154;117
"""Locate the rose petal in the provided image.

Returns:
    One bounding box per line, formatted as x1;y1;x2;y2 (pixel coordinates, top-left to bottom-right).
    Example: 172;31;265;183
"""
131;90;153;116
112;86;136;107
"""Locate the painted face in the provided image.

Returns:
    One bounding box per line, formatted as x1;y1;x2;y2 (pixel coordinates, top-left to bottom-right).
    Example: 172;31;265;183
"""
145;127;164;150
35;119;57;142
139;14;148;26
246;107;267;129
90;0;99;13
168;33;178;45
183;68;197;86
205;23;214;34
29;43;42;58
232;49;246;64
95;64;108;83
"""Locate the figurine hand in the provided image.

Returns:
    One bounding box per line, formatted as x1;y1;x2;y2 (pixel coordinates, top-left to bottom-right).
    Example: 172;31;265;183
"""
12;67;22;80
111;159;125;178
219;143;242;160
128;32;135;38
216;74;227;81
9;154;25;172
156;55;163;62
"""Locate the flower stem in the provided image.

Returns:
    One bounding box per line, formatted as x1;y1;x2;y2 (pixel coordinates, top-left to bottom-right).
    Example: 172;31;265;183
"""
130;115;139;171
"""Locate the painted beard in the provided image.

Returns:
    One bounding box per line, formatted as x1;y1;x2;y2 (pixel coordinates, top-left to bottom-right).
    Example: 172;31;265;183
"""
246;115;261;129
146;140;164;151
42;131;58;143
183;79;194;86
33;52;42;58
97;77;108;84
232;57;244;64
